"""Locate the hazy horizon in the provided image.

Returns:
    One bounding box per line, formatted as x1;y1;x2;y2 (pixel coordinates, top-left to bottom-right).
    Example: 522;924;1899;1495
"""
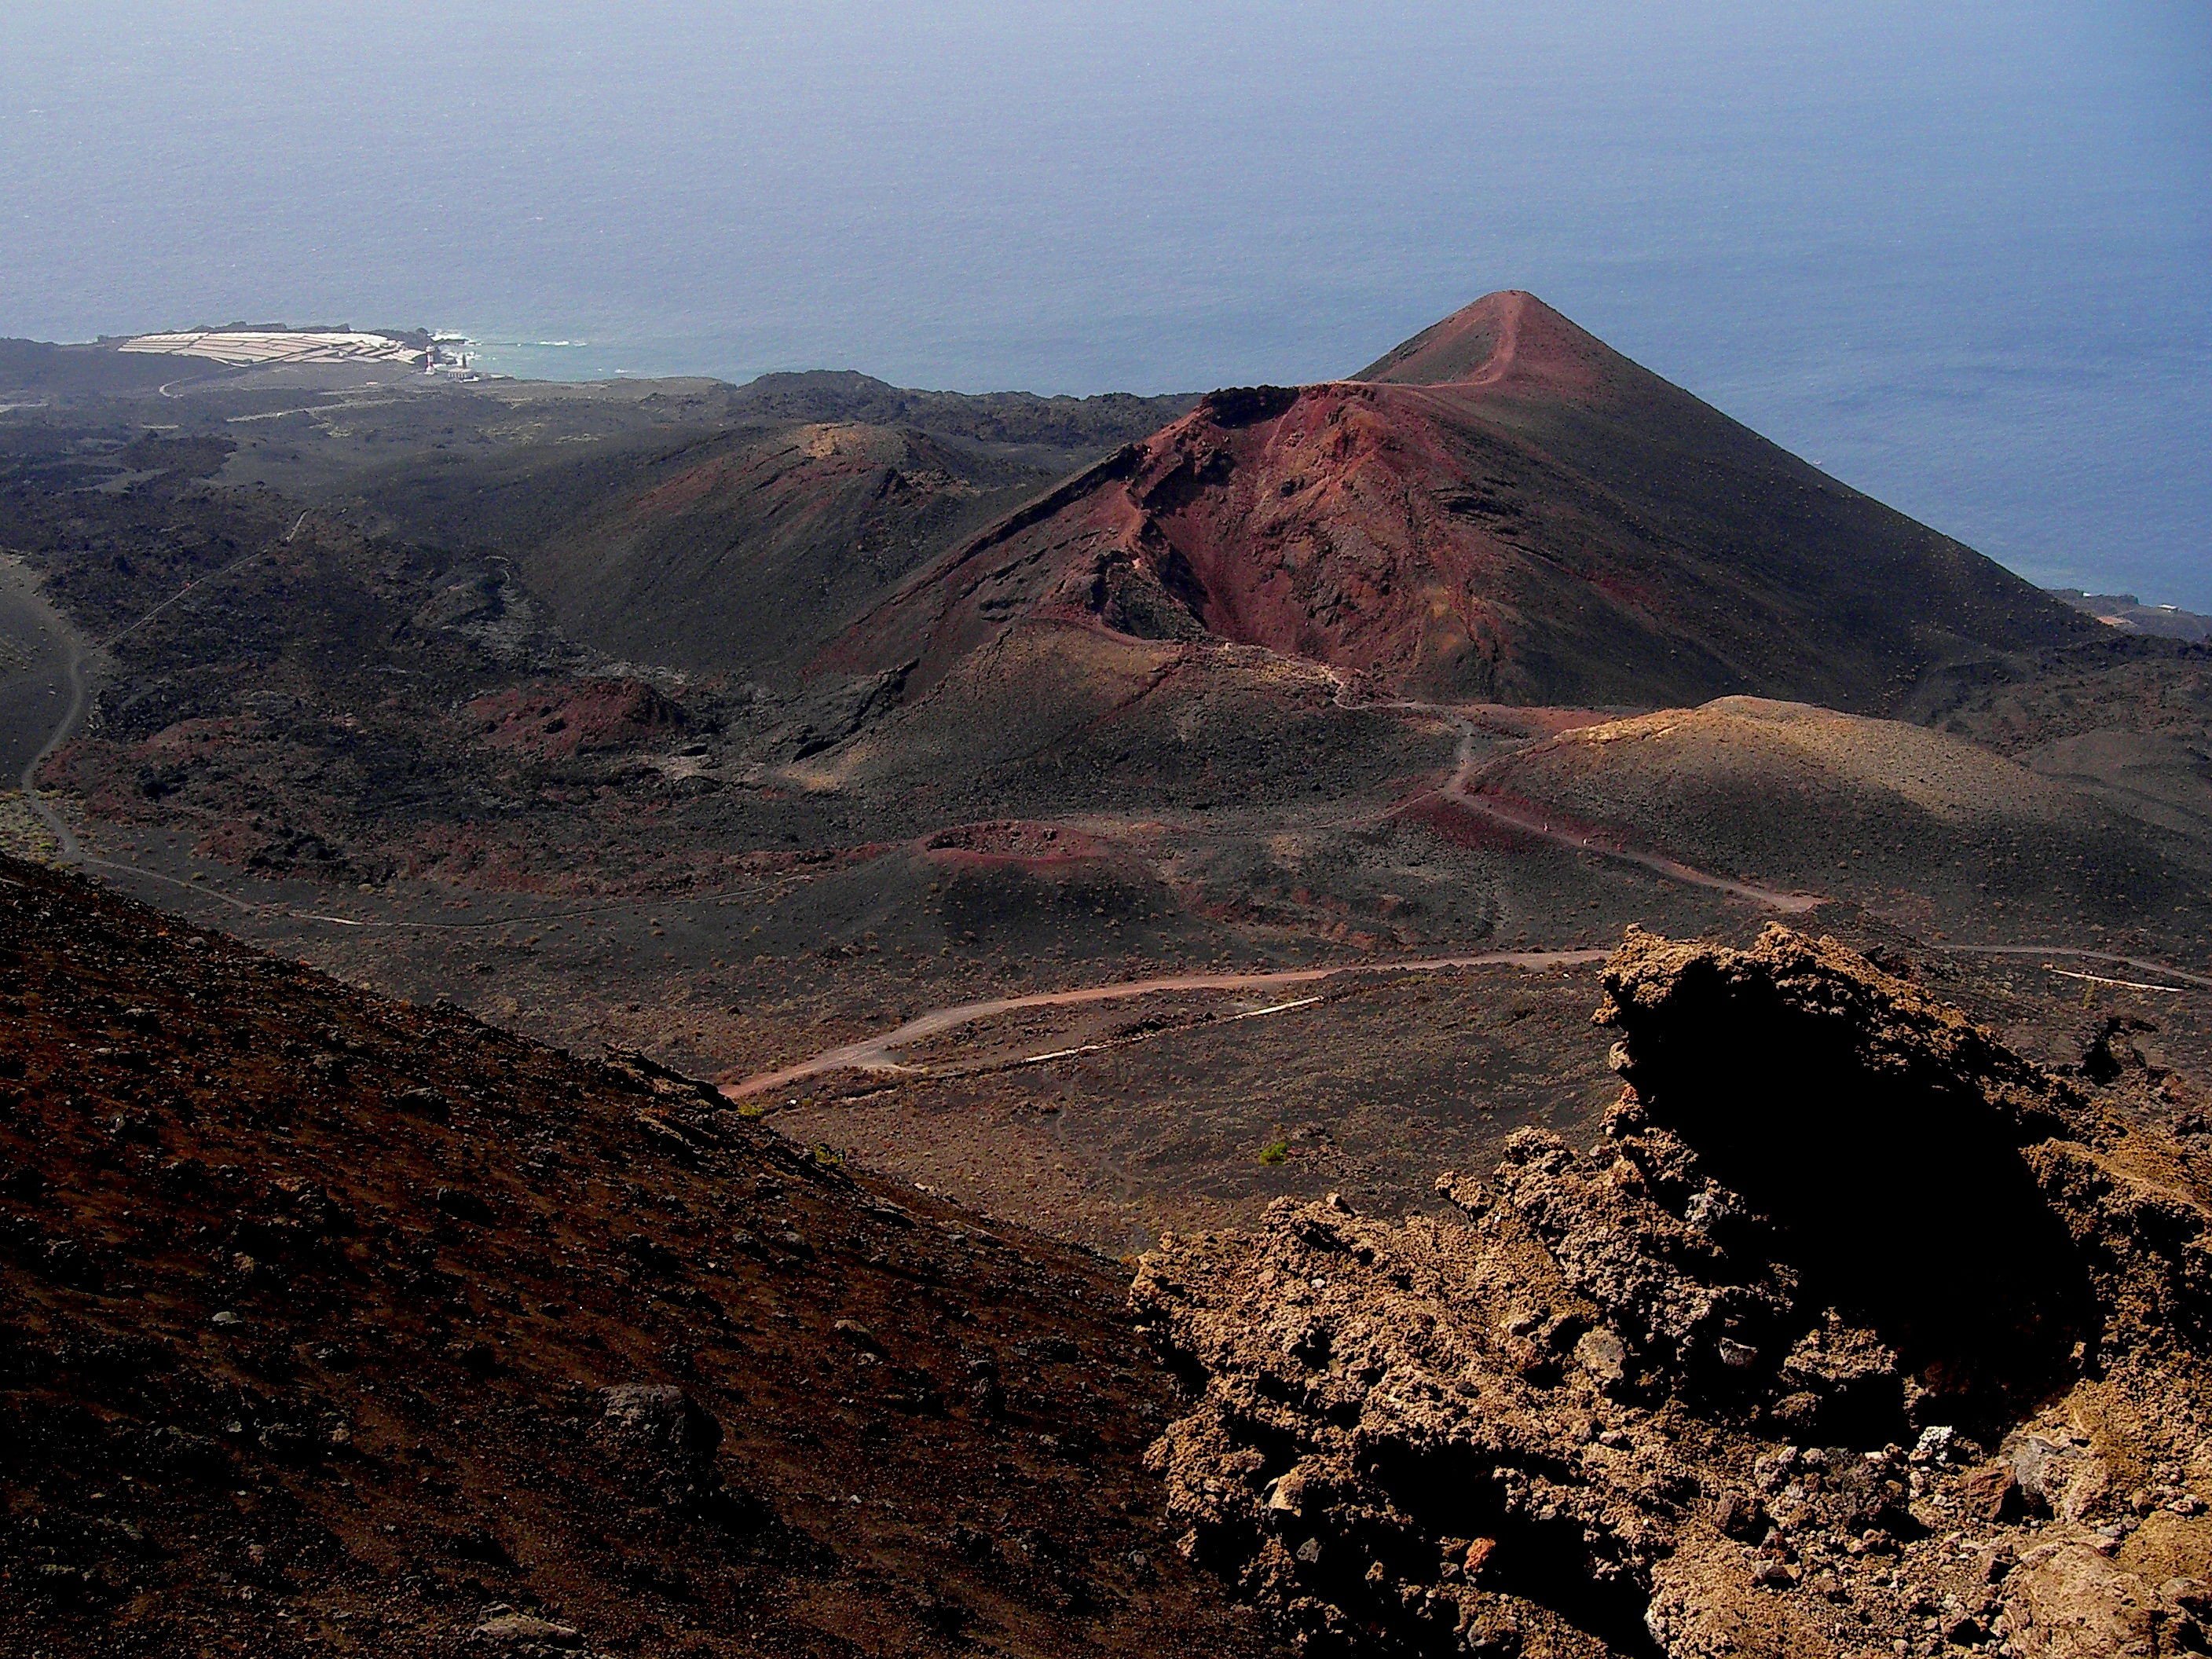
2;1;2206;606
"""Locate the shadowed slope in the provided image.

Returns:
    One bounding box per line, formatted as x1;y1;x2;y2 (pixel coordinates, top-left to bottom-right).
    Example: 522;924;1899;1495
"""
246;376;1197;686
505;380;1203;682
514;422;1035;682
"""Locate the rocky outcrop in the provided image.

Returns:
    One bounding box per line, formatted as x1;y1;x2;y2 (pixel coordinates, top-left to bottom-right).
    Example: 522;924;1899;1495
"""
1134;927;2212;1657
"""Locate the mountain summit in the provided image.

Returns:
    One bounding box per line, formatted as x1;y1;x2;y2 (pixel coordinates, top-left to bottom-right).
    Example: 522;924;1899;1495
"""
826;291;2092;708
1352;286;1614;392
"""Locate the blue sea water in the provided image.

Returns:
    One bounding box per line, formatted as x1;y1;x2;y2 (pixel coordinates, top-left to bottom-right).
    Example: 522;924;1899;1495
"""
2;2;2207;606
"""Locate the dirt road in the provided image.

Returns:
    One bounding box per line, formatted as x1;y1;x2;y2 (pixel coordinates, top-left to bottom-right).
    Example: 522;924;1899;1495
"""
720;948;1610;1098
724;701;2205;1104
1947;943;2212;991
1401;697;1824;913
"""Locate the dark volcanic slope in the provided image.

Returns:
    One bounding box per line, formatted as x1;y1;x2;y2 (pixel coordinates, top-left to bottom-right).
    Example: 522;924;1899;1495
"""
0;340;185;398
511;423;1093;683
0;859;1276;1659
316;377;1197;684
827;292;2094;709
720;372;1199;450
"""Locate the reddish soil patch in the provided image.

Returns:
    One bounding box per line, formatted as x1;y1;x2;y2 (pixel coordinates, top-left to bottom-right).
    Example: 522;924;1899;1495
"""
463;678;684;759
1459;784;1633;853
921;820;1116;869
137;715;263;761
1352;287;1611;397
1465;704;1624;740
625;450;747;518
1394;792;1541;852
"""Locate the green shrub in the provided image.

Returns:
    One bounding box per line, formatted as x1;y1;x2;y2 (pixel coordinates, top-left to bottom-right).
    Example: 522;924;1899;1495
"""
1258;1140;1290;1167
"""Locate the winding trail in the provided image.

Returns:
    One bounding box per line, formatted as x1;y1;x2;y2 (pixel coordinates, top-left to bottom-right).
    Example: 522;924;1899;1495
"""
102;511;309;651
720;932;2212;1104
1945;944;2212;991
5;511;542;930
17;612;89;861
726;695;2203;1101
720;948;1610;1099
1379;695;1822;913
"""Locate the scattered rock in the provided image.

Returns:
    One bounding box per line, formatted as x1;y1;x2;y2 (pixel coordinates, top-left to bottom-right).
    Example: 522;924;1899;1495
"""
1960;1461;2020;1521
471;1611;584;1648
434;1186;493;1224
1574;1325;1628;1385
595;1383;721;1467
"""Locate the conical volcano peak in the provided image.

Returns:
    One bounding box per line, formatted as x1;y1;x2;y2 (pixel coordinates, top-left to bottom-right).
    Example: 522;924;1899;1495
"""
1352;288;1614;394
826;290;2092;709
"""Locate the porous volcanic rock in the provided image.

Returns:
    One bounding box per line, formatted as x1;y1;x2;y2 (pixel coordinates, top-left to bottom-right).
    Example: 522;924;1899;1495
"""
1133;926;2212;1657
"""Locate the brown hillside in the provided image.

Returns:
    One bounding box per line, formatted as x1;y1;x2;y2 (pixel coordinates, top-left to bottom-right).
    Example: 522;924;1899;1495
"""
0;859;1279;1659
514;422;1038;682
826;292;2093;709
1469;697;2212;940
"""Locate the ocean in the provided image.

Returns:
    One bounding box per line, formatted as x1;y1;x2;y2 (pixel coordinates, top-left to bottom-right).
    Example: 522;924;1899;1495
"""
2;0;2206;606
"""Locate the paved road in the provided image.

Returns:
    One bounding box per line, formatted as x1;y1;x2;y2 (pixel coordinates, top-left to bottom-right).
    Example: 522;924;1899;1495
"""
721;948;1611;1098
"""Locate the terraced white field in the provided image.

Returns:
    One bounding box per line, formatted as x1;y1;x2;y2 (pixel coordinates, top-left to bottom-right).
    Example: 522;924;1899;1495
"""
116;329;421;366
